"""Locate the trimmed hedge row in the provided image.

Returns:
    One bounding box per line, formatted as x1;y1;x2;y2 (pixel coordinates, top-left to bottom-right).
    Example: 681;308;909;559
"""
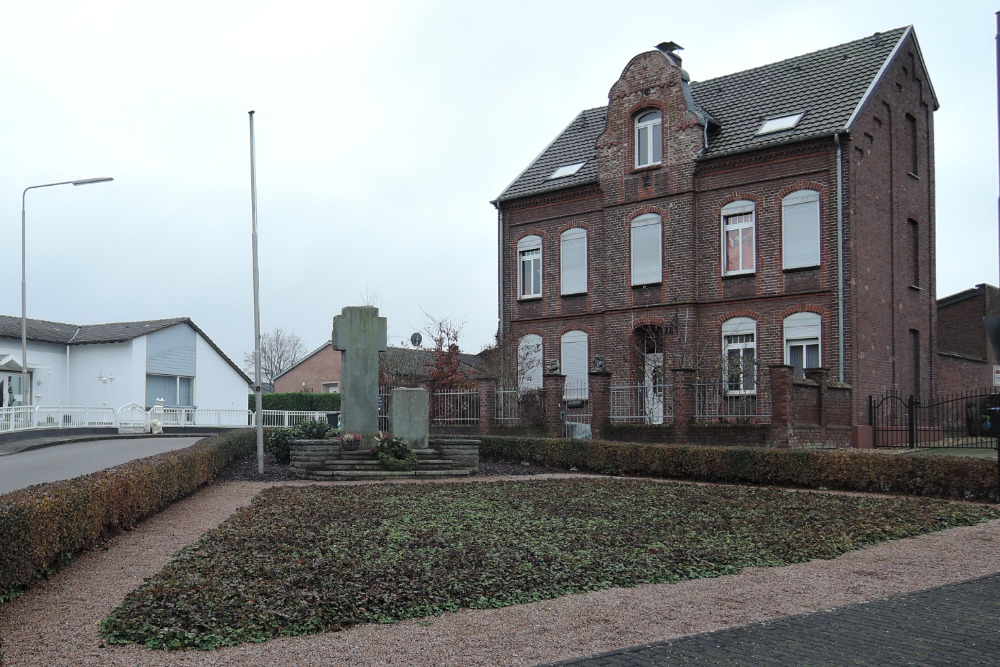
477;436;999;502
0;430;257;601
249;392;341;412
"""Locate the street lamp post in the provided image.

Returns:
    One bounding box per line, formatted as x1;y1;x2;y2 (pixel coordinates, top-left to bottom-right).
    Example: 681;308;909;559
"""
21;177;113;405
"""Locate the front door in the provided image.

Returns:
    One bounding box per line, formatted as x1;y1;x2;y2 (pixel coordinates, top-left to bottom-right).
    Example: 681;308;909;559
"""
1;373;30;407
644;353;664;424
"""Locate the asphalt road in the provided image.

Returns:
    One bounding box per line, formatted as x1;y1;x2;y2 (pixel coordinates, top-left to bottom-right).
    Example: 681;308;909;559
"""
0;437;204;495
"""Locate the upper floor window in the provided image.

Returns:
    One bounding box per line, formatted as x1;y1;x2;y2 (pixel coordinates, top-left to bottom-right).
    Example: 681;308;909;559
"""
517;235;542;299
635;110;662;168
782;190;820;270
631;213;662;286
560;228;588;295
722;317;757;395
783;312;821;378
518;334;543;391
722;201;755;275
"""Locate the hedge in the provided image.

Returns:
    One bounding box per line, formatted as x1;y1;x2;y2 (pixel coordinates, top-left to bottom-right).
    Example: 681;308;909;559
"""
248;392;341;412
0;429;257;602
477;435;999;502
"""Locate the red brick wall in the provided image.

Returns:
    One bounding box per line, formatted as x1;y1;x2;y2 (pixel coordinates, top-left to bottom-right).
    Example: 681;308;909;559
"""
273;345;342;394
937;353;991;395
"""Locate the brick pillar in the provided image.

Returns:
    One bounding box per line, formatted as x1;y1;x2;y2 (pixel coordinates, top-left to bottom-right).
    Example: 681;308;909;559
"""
542;373;566;438
588;371;612;440
804;367;830;426
672;368;695;441
769;365;793;448
478;378;498;435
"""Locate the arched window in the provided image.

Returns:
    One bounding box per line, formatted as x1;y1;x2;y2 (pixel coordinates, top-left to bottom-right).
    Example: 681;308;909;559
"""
631;213;662;285
560;330;589;399
722;200;755;275
722;317;757;394
517;334;543;391
782;190;821;269
517;235;542;299
560;228;587;295
783;312;821;378
635;110;662;167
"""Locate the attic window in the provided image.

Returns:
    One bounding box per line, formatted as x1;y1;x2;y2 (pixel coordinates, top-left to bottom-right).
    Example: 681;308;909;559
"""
548;162;586;180
756;112;805;136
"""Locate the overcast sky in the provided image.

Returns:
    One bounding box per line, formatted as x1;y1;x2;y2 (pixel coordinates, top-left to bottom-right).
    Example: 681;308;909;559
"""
1;0;996;366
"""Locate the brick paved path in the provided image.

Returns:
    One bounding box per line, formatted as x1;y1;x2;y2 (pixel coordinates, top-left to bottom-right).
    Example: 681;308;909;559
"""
540;572;1000;666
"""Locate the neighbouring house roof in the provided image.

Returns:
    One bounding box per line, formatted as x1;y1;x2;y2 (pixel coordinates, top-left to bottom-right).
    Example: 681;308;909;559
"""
495;26;933;203
382;346;484;383
0;314;250;383
937;284;999;309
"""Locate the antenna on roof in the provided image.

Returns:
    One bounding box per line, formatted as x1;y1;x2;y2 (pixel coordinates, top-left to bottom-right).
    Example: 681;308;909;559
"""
656;41;683;54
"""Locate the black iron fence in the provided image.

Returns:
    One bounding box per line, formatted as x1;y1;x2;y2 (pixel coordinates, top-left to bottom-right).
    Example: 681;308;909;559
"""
870;387;1000;448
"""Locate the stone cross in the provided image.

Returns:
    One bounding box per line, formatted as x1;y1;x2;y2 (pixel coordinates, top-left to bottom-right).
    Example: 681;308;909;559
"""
332;306;387;440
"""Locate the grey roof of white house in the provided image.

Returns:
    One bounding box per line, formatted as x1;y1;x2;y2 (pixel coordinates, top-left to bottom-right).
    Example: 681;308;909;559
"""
0;315;250;382
496;26;930;204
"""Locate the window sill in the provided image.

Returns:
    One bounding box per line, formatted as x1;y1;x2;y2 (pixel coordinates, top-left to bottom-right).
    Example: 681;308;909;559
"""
518;296;542;302
908;284;923;291
722;271;755;280
907;171;920;180
782;264;820;274
628;162;662;175
631;282;662;289
561;291;587;297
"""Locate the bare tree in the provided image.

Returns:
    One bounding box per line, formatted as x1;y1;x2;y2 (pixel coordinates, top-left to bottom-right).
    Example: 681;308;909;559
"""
243;327;305;385
421;309;465;351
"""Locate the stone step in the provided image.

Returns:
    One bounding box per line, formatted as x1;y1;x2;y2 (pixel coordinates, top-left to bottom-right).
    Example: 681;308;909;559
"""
327;468;477;482
318;461;463;472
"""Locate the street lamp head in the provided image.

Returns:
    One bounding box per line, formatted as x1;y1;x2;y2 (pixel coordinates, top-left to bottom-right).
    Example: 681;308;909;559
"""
72;177;113;186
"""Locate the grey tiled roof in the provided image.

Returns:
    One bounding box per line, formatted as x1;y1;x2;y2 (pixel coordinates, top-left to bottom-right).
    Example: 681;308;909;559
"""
494;107;607;203
0;315;187;344
496;27;916;203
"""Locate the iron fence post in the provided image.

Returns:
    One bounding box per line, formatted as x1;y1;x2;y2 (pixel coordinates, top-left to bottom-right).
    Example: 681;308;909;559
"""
907;395;916;449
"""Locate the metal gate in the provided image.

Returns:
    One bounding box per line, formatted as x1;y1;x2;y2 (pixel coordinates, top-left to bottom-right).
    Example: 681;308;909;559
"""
870;388;1000;448
562;380;591;439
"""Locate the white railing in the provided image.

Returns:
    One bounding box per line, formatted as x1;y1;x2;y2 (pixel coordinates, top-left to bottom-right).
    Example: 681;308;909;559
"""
694;377;771;423
0;404;333;436
431;388;480;425
610;382;673;424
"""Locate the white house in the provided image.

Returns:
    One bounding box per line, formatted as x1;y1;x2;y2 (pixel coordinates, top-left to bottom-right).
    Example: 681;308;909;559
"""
0;316;249;411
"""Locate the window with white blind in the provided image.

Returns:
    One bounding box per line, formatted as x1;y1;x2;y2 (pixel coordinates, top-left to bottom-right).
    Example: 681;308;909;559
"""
146;374;194;408
631;214;662;286
560;228;587;295
722;317;757;395
722;201;755;275
518;334;543;391
782;190;821;269
560;330;589;399
635;110;662;167
517;235;542;299
784;312;821;378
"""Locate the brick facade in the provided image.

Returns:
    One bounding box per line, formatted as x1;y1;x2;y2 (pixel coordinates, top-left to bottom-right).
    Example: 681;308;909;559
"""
273;343;342;394
494;30;937;427
936;284;1000;393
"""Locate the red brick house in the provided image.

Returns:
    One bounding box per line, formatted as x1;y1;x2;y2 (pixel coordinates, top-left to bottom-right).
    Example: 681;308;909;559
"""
273;342;343;394
937;284;1000;394
492;27;937;425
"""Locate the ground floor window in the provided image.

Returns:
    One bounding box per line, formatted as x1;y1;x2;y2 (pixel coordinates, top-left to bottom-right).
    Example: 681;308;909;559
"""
783;312;822;378
146;374;194;408
722;317;757;394
322;382;340;393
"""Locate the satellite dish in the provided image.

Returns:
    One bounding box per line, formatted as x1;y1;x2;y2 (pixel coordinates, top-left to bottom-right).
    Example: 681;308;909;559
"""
410;332;422;347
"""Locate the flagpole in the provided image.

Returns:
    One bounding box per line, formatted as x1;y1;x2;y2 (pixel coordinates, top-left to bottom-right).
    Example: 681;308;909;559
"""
249;110;264;474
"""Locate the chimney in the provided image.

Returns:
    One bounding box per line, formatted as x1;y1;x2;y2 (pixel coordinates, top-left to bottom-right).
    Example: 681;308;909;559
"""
655;41;683;67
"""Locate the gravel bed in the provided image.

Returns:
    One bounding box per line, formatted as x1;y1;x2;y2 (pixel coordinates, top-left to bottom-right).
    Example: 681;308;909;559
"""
2;471;999;666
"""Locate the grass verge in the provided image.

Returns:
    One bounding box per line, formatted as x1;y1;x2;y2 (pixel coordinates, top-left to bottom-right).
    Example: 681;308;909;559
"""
99;478;1000;650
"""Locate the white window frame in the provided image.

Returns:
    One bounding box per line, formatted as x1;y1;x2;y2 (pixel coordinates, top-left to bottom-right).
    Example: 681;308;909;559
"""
722;317;757;395
631;213;662;286
560;228;588;295
782;190;821;270
783;312;822;378
635;110;662;168
322;382;340;393
756;112;805;136
517;334;543;391
722;201;756;276
560;330;589;400
517;235;542;299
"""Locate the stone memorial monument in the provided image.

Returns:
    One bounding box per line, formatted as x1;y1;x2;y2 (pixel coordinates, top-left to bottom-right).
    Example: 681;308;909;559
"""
331;305;387;448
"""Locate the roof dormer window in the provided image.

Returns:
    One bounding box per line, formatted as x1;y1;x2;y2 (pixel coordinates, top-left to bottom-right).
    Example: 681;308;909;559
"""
756;112;805;136
635;110;662;167
547;162;586;180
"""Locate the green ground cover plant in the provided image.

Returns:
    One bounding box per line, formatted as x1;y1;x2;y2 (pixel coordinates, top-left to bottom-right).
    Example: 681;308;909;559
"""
99;478;1000;650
